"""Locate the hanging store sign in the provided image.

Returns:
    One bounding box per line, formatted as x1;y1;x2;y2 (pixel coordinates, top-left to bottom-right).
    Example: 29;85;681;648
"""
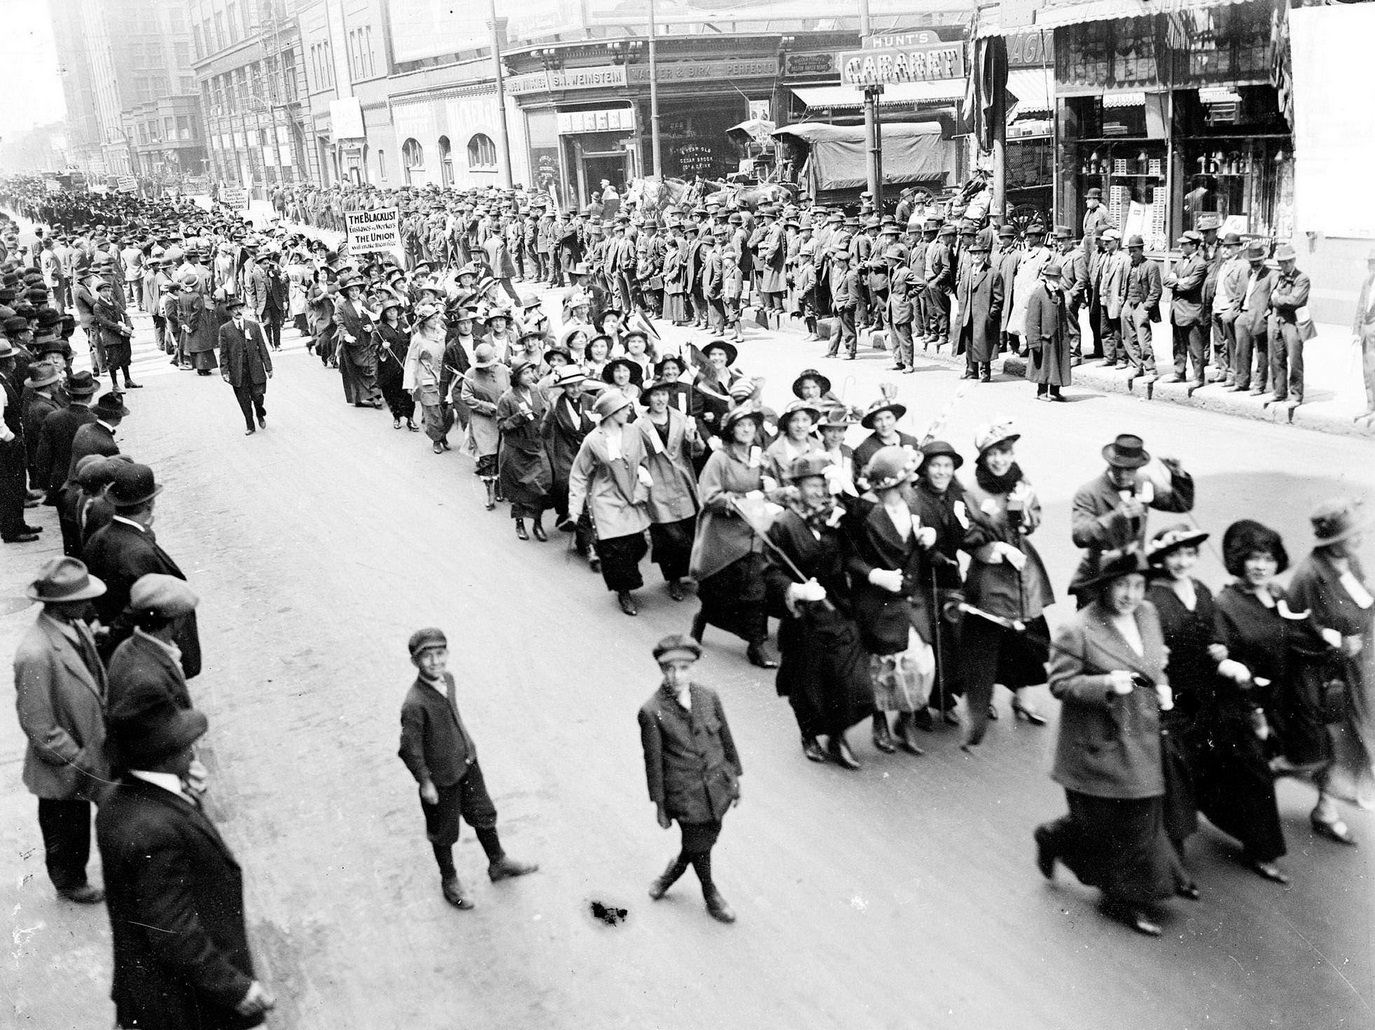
863;30;942;50
838;41;965;86
784;51;837;78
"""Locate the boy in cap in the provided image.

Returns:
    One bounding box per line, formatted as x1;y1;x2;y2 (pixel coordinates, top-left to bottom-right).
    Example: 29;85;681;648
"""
398;627;537;909
639;633;742;923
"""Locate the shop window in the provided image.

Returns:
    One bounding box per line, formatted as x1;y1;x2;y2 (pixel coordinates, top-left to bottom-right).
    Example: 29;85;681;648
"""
467;133;497;170
438;136;453;185
402;138;424;185
377;149;386;180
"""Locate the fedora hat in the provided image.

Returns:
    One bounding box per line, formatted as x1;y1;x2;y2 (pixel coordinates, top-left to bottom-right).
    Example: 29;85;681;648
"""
1147;524;1210;565
25;557;106;603
919;438;964;471
92;393;130;419
864;444;922;491
791;368;832;398
593;388;633;420
0;339;16;361
66;370;98;397
107;462;162;507
1273;243;1298;262
1311;497;1365;547
25;361;62;389
860;397;906;429
1102;433;1150;469
107;696;208;770
1243;240;1267;260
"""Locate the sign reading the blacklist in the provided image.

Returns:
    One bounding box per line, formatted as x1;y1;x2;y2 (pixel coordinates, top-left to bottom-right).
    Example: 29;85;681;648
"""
345;207;401;254
839;41;965;86
117;175;138;194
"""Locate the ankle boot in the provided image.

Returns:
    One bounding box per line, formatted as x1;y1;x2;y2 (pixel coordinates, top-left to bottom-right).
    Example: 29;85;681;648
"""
515;518;529;541
531;516;547;542
649;857;689;900
484;480;497;510
893;712;925;755
872;713;896;753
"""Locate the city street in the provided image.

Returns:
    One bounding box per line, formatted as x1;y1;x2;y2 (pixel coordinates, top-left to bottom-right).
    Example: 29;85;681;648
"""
4;302;1374;1030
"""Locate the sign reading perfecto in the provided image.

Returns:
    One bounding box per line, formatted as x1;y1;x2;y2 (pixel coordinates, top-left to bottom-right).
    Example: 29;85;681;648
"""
839;42;965;86
345;207;402;254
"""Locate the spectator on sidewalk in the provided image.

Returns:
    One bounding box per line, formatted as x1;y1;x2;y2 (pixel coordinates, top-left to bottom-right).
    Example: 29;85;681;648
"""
1353;248;1375;423
1122;236;1162;379
1230;241;1277;395
1210;233;1248;385
1268;243;1314;405
1163;231;1208;385
1095;229;1129;368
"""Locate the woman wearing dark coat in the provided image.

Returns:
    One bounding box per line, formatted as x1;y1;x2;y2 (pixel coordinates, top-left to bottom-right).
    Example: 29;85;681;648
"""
1023;261;1071;401
373;297;416;430
911;439;968;725
335;277;382;407
176;277;219;375
496;358;553;541
636;377;702;601
1202;520;1294;881
763;452;874;768
542;365;597;562
1034;548;1181;938
639;634;742;924
1286;499;1375;843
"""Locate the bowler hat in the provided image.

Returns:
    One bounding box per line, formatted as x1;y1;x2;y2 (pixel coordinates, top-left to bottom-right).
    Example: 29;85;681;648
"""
25;557;106;603
107;696;208;769
1086;187;1103;200
653;633;702;664
107;462;162;507
92;393;130;419
1220;232;1242;246
919;438;964;470
1126;234;1146;249
1101;433;1150;469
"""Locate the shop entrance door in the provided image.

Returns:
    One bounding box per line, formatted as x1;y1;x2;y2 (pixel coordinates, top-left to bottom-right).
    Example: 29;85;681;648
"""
577;150;632;208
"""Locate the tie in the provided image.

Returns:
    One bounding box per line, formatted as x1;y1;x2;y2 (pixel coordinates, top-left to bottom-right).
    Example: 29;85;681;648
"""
74;622;103;690
179;778;204;808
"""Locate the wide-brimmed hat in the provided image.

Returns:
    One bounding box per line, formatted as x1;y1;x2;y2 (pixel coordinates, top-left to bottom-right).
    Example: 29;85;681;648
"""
1102;433;1150;469
864;445;922;490
701;339;737;366
24;361;61;389
1222;519;1289;577
594;388;633;420
601;357;644;386
919;438;964;470
1311;497;1365;547
552;365;587;388
784;452;833;482
791;368;831;398
720;402;765;434
1147;524;1210;565
778;398;821;428
974;420;1019;455
818;407;855;430
483;307;512;326
26;557;106;603
472;343;498;369
1076;547;1152;593
860;397;906;429
653;352;686;378
653;633;702;665
107;696;208;770
92;393;130;419
108;462;162;507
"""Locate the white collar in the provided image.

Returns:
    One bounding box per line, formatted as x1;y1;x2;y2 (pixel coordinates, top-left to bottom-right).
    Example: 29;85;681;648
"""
130;770;191;801
112;515;147;532
96;419;117;433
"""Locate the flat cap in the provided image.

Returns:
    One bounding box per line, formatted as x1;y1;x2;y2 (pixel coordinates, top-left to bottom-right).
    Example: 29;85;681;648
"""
126;573;199;618
408;626;448;656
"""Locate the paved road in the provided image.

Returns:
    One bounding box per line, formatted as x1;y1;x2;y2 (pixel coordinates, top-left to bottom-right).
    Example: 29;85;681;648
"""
3;295;1373;1030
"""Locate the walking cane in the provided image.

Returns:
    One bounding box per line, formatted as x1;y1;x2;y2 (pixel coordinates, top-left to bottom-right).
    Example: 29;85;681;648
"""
726;496;835;613
929;568;946;721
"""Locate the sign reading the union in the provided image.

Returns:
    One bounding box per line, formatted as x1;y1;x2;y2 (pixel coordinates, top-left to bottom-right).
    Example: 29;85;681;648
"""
839;42;965;86
345;207;402;254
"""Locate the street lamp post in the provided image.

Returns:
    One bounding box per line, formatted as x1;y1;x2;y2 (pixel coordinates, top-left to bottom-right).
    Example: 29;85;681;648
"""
647;0;663;177
859;0;882;210
489;0;515;189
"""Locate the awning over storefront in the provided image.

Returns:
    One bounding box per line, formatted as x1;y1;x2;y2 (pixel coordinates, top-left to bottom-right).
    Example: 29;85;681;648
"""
976;0;1263;34
772;121;948;191
1006;69;1053;115
791;80;967;111
1103;90;1147;108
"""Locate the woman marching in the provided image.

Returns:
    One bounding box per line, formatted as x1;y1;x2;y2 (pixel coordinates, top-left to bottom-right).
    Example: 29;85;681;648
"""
688;403;780;670
176;270;219;377
497;357;554;541
1196;520;1294;882
566;389;652;617
911;439;969;728
762;400;820;487
402;301;451;454
960;421;1054;747
764;452;874;767
335;274;383;408
636;373;703;603
846;446;937;759
373;294;417;431
543;365;597;565
460;343;512;508
1286;499;1375;841
1034;548;1182;937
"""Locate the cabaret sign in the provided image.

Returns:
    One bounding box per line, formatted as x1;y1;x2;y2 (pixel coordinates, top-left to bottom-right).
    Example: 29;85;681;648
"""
839;42;965;86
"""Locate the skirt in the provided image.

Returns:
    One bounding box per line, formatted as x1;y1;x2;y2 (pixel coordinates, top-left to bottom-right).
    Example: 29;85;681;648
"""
1193;709;1287;863
648;517;695;581
189;348;218;371
869;626;935;713
596;531;647;593
1047;791;1177;906
663;292;688;323
476;453;499;478
777;605;874;738
697;552;768;643
1159;713;1199;848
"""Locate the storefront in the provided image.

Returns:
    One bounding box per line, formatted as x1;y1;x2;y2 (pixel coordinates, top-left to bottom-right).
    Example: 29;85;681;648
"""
1003;31;1055;225
1043;0;1293;250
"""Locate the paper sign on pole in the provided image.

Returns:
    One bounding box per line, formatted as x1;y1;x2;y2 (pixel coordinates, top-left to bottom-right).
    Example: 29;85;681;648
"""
117;175;137;194
345;207;401;255
220;185;249;210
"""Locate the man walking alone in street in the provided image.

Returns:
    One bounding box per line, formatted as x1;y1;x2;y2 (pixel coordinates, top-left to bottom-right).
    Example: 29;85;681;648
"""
219;296;273;435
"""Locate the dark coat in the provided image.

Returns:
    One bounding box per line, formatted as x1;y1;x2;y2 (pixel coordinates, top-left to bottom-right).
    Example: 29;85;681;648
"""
542;390;596;491
177;293;219;356
107;629;193;717
96;777;261;1030
912;479;968;590
1069;467;1196;590
956;258;1004;362
82;519;202;679
1023;281;1071;387
398;673;477;788
218;320;273;390
1165;253;1208;326
36;402;95;493
638;683;741;823
1049;599;1169;800
22;391;60;473
845;496;935;654
66;419;119;481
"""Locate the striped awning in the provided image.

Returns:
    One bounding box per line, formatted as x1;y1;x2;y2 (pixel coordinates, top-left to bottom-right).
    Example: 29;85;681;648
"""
792;80;968;111
976;0;1266;35
1007;68;1054;115
1103;90;1148;108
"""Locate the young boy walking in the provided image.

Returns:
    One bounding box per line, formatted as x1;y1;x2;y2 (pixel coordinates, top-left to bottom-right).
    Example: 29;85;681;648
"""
398;627;537;909
638;633;743;924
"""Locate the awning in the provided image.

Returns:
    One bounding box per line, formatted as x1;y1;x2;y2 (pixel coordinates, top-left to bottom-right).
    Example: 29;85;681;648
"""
1035;0;1264;31
1006;68;1054;115
1103;90;1148;108
792;80;967;111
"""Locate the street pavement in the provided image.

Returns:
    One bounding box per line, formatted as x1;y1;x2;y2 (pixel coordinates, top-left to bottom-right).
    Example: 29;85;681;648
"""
3;289;1374;1030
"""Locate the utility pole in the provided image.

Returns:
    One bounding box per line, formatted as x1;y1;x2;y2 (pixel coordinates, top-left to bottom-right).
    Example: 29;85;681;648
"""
489;0;514;188
647;0;663;177
859;0;882;209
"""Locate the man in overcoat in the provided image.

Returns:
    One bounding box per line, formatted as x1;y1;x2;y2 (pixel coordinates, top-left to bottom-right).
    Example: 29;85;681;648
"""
14;557;110;903
66;390;126;478
1163;230;1209;384
34;369;97;502
955;234;1003;383
1024;260;1070;401
106;574;199;715
97;699;275;1030
1230;240;1277;394
218;296;273;435
639;634;742;923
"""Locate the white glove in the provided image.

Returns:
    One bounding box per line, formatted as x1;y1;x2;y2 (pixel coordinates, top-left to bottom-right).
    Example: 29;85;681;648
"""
1217;658;1251;684
785;578;828;614
916;526;937;549
1320;627;1343;649
999;543;1027;571
707;436;723;452
1107;670;1136;695
1155;683;1174;711
744;489;765;500
868;568;905;594
636;466;653;488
